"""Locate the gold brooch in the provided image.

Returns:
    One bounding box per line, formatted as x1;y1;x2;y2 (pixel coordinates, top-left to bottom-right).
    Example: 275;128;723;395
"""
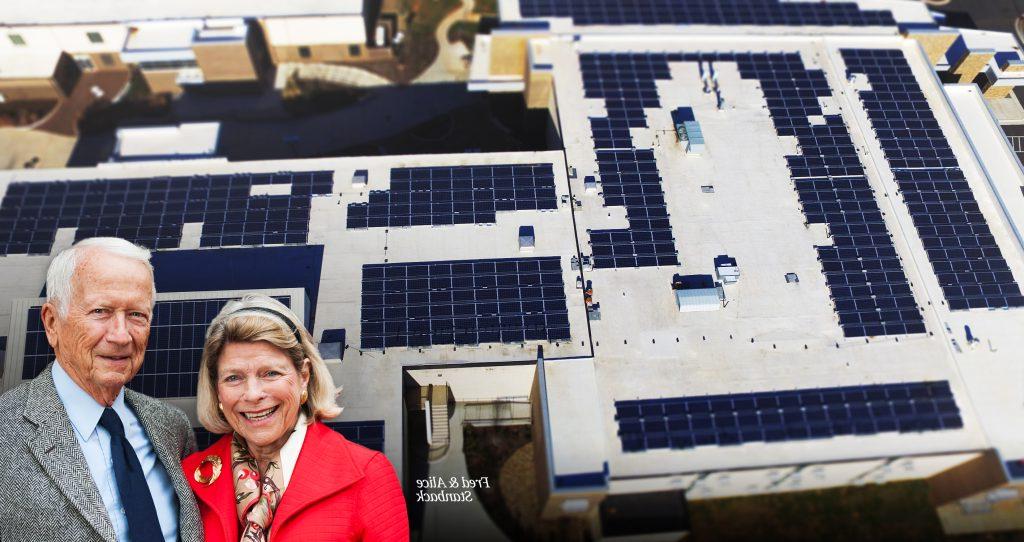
194;455;222;485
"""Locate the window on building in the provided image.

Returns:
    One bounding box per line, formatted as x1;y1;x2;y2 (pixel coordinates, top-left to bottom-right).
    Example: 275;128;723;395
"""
8;34;25;46
348;44;361;57
73;55;95;70
99;53;115;66
298;46;311;59
86;31;104;44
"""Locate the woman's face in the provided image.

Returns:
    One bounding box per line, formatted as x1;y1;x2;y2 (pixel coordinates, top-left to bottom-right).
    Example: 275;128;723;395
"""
216;340;310;455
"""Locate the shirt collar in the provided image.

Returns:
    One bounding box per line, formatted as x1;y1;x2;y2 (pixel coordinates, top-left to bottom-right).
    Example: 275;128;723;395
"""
279;413;309;489
52;361;129;441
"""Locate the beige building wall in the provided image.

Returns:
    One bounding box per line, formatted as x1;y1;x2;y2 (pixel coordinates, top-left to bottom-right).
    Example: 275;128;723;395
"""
983;84;1014;99
952;51;995;84
82;51;127;71
141;70;183;95
0;78;62;102
489;35;530;78
905;31;959;65
530;368;605;521
526;70;552;110
270;43;367;64
193;42;258;82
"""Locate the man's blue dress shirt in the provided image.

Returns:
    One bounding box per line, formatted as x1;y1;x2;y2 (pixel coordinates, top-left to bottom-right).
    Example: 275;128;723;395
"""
52;362;179;542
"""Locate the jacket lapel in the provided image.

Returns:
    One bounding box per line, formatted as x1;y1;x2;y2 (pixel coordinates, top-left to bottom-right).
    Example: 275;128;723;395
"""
23;366;118;542
271;422;366;536
184;435;238;542
128;390;204;542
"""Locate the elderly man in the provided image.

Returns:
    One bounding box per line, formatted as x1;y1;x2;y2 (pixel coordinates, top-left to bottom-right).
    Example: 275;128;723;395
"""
0;237;202;542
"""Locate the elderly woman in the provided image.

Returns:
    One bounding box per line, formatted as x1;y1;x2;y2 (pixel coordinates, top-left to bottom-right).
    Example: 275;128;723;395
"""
183;294;408;541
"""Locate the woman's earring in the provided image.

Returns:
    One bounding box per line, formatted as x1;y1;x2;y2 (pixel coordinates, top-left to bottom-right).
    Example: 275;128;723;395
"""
218;402;223;411
300;390;308;405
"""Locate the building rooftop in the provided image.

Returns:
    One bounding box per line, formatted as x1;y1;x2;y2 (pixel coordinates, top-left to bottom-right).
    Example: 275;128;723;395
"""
262;15;367;47
0;0;363;26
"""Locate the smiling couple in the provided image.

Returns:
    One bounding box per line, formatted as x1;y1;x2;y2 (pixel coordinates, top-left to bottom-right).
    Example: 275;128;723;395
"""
0;237;409;542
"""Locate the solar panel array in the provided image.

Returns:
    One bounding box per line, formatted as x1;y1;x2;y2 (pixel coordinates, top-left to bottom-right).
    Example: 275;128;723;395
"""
347;164;558;229
581;51;923;336
0;171;333;255
360;257;570;349
842;49;1024;310
326;420;386;452
519;0;895;27
615;381;961;452
579;53;679;269
22;296;290;398
194;420;385;452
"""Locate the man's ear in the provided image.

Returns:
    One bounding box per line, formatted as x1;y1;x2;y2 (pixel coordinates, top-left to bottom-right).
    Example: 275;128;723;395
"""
40;302;61;350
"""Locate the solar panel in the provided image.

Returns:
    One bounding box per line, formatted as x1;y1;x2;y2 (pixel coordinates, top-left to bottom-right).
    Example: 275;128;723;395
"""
360;256;570;349
0;171;333;256
616;381;961;452
194;419;385;452
841;48;1024;311
347;164;558;229
326;420;386;452
582;50;923;336
21;295;291;399
519;0;896;27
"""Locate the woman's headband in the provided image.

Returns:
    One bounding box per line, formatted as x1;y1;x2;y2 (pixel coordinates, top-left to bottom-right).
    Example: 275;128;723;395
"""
225;306;303;344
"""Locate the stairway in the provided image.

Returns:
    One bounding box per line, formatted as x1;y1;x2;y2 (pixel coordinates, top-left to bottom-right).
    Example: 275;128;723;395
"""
428;384;450;462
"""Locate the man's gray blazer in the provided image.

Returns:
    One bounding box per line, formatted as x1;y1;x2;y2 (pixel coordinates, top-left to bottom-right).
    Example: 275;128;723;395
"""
0;363;203;542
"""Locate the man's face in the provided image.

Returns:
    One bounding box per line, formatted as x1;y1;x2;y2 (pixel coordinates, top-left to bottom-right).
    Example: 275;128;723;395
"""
41;250;154;406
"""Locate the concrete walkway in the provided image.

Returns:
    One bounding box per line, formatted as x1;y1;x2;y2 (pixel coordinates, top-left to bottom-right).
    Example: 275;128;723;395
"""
415;0;475;84
274;62;393;89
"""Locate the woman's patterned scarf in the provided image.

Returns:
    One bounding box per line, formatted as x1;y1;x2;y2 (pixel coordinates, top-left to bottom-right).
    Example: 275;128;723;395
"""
231;433;285;542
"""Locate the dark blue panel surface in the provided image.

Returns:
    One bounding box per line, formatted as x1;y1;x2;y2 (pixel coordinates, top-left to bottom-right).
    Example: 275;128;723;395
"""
150;245;323;329
22;296;290;399
347;164;558;229
841;48;1023;311
616;381;961;452
581;50;923;336
326;420;386;452
360;256;570;348
0;171;332;256
519;0;895;26
195;419;385;453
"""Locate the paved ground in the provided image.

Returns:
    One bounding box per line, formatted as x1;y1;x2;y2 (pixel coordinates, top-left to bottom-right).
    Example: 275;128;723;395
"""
0;128;76;169
927;0;1022;35
37;68;131;136
415;0;476;84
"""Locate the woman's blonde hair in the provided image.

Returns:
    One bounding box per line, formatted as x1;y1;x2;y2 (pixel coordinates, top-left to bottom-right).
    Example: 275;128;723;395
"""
196;293;341;434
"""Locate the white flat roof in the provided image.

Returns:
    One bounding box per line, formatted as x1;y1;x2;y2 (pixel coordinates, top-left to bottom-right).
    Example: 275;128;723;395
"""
0;48;60;79
0;0;363;25
262;15;366;46
498;0;934;36
124;20;203;51
538;32;1024;486
540;358;608;486
115;122;221;159
0;24;128;54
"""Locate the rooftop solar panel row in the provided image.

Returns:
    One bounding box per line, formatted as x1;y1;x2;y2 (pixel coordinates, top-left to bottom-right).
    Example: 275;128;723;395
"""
615;381;961;452
360;257;571;349
841;49;1024;311
22;296;291;399
581;50;923;336
194;420;385;452
579;53;679;269
0;171;333;255
347;164;558;229
519;0;895;27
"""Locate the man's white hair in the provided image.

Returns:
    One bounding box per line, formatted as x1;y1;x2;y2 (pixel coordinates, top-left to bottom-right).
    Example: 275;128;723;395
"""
46;237;155;316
